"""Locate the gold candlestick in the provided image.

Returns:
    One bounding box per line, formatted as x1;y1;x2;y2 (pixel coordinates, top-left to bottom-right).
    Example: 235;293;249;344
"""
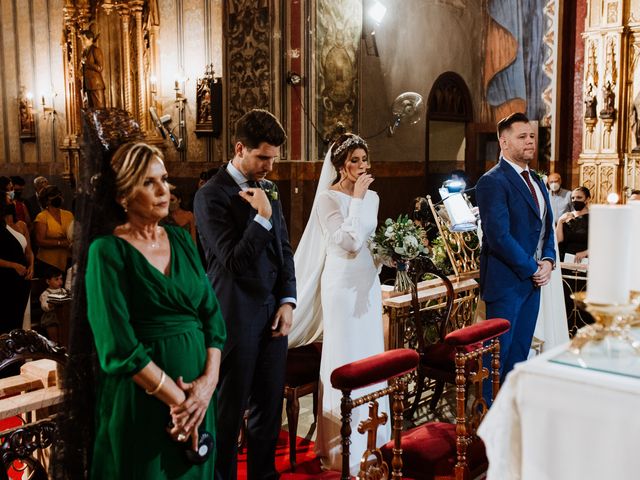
570;292;640;354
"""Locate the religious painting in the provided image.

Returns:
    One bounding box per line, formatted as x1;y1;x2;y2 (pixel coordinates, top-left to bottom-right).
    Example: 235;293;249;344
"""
481;0;554;124
316;0;361;153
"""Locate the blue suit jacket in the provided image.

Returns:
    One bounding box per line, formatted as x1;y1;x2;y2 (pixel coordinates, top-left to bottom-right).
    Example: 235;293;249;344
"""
476;159;556;303
194;166;296;351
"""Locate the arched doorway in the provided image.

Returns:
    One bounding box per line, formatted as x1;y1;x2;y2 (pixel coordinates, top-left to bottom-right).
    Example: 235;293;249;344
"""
425;72;473;197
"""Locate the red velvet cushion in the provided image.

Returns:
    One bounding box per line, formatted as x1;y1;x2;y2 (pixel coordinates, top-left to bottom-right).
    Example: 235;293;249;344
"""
285;343;322;386
421;342;478;372
445;318;510;347
381;423;487;479
330;349;419;391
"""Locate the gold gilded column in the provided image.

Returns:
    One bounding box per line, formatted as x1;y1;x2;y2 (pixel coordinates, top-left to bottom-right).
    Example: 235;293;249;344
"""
130;0;148;131
118;5;133;115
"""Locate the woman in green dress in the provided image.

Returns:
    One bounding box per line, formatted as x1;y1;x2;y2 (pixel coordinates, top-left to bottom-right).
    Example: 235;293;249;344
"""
85;141;226;479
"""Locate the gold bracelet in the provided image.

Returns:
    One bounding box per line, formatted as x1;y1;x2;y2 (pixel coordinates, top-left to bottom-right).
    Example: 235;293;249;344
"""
145;371;166;395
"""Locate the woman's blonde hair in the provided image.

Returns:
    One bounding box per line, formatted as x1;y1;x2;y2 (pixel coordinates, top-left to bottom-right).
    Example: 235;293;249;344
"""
110;142;164;203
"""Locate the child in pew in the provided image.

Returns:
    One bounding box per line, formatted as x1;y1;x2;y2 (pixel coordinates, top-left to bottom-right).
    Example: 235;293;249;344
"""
39;267;69;342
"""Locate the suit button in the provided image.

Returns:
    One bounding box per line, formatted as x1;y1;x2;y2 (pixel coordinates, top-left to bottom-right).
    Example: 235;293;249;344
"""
270;271;277;278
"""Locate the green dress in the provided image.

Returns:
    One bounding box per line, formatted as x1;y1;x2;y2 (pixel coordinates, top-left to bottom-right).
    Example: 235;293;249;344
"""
85;225;226;479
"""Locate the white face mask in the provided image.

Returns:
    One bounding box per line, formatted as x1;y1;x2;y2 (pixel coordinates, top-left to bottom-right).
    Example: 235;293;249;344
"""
7;190;15;200
549;182;560;192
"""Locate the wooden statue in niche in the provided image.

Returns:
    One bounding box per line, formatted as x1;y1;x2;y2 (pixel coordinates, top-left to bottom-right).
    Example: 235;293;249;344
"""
18;89;35;141
632;105;640;152
80;30;106;109
584;83;597;119
195;65;222;137
599;81;616;119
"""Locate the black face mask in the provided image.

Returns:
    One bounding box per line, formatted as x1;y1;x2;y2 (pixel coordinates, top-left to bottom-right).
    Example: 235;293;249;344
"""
13;190;22;200
571;200;586;211
50;197;63;208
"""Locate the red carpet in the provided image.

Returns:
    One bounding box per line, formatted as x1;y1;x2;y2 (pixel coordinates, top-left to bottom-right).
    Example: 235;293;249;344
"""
237;430;342;479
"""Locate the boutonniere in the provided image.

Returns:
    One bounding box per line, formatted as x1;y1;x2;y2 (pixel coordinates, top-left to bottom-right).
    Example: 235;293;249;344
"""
531;170;547;183
261;182;279;201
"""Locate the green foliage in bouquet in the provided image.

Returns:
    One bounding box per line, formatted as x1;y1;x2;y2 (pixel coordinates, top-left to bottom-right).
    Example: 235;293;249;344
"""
428;235;454;276
370;215;428;292
370;214;428;266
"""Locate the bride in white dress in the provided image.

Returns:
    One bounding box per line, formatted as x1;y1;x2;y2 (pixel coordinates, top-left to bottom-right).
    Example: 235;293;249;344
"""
288;133;390;474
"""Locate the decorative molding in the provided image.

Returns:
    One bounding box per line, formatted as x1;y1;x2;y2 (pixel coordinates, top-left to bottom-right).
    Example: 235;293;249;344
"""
605;36;617;85
0;419;57;479
606;1;618;24
0;329;66;372
226;0;273;154
586;40;598;87
541;0;556;127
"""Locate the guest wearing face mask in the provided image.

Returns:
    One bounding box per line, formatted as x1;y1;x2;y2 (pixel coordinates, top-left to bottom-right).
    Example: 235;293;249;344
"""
34;185;75;275
547;172;572;223
555;186;590;263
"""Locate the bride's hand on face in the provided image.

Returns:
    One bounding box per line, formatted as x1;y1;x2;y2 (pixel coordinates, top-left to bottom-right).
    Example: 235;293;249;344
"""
353;173;374;199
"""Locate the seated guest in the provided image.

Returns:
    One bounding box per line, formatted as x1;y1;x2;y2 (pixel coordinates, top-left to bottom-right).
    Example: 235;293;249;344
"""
556;186;591;333
556;186;590;263
630;189;640;201
34;185;74;275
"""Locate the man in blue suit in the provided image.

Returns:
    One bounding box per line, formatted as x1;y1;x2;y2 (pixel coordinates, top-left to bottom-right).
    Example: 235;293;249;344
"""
195;109;296;479
476;112;555;387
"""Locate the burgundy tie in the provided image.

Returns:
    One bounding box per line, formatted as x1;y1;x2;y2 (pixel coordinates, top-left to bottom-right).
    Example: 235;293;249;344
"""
520;171;540;213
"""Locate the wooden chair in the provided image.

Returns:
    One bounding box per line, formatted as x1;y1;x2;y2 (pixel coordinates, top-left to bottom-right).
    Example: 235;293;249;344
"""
380;318;510;480
0;329;67;480
283;342;322;470
330;348;420;479
405;255;456;416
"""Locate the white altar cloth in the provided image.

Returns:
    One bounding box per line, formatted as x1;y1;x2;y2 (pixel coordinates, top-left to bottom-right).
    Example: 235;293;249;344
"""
478;343;640;480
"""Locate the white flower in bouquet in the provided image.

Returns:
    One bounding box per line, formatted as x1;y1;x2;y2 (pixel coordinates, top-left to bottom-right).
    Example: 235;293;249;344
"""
369;215;428;291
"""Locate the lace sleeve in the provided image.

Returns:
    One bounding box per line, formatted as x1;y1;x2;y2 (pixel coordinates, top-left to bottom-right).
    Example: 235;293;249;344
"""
317;192;366;254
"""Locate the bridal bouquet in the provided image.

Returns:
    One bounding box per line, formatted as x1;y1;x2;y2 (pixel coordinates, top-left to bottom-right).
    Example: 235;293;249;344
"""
369;215;428;292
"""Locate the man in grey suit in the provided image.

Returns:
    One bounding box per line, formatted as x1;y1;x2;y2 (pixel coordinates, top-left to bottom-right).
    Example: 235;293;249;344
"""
195;109;296;479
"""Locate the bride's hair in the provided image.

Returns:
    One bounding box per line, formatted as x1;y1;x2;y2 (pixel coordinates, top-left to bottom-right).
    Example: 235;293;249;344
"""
330;133;368;185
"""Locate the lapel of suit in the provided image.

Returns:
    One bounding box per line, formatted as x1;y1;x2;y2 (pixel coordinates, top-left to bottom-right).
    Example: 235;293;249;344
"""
219;166;252;225
259;180;284;264
499;159;540;220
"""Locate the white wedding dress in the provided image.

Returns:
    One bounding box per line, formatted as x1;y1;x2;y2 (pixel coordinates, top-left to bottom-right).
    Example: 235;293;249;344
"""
313;189;390;474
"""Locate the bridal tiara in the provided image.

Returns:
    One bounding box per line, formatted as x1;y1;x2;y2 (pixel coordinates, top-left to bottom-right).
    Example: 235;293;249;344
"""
332;134;367;158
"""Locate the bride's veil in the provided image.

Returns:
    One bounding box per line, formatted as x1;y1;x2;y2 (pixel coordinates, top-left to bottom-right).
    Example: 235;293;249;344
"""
287;146;335;347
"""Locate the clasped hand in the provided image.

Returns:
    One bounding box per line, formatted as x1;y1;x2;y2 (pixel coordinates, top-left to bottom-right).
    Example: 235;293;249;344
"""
169;374;218;450
532;260;553;287
239;187;272;220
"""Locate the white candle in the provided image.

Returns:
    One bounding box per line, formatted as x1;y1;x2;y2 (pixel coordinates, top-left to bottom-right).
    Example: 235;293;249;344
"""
586;204;631;304
628;201;640;292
